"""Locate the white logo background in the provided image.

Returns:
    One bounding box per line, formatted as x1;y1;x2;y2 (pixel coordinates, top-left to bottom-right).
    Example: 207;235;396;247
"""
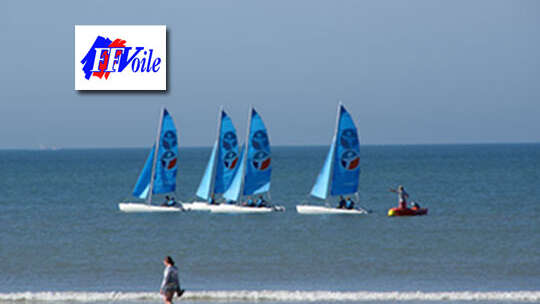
74;25;166;91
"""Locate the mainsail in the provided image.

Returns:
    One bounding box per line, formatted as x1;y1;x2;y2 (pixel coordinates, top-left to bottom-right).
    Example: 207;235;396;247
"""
243;108;272;196
310;103;360;199
131;108;178;204
196;109;240;201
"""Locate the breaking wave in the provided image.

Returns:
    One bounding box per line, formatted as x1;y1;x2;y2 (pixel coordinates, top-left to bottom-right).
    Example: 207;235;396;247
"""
1;290;539;302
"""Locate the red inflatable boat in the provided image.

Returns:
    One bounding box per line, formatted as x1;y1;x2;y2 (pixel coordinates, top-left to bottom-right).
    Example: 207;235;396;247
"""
387;206;428;216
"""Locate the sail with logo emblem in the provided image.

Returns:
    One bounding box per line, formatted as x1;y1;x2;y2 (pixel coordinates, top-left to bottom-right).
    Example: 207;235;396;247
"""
243;108;272;195
152;109;179;194
297;103;366;214
196;109;240;201
311;103;360;199
119;108;181;212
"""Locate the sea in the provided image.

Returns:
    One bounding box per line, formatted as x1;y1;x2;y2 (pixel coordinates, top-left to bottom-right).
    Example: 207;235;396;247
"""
1;144;539;304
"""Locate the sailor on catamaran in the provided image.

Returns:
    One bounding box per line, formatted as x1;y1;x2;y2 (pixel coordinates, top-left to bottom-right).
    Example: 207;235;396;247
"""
244;197;256;207
345;197;355;209
337;195;346;208
389;185;409;209
161;196;172;207
255;195;269;207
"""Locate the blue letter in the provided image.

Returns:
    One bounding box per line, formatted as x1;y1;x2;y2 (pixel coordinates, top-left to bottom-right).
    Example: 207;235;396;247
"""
152;57;161;72
132;58;141;72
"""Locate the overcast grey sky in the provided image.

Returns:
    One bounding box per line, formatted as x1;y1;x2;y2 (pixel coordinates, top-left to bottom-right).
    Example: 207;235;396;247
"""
1;0;539;149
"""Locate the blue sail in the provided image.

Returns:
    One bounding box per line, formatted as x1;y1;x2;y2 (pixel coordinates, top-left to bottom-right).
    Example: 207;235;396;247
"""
214;111;240;194
310;140;335;200
132;146;155;199
152;109;179;194
223;145;245;201
330;105;360;196
195;141;218;201
243;108;271;195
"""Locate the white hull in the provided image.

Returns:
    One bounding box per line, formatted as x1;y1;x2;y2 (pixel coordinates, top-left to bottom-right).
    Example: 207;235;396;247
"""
181;201;220;211
296;205;367;215
210;204;285;214
118;203;183;213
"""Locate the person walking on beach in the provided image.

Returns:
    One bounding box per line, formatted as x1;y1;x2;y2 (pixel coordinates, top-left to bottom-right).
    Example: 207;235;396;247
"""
389;185;409;209
160;256;183;304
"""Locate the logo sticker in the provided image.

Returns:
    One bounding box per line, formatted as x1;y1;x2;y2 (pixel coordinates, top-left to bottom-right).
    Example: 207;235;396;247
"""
75;25;166;90
222;131;239;170
161;130;178;170
251;130;271;171
339;128;360;170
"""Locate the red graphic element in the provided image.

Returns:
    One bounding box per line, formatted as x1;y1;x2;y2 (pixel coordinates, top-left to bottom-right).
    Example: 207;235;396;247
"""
167;158;177;170
260;158;271;170
347;158;359;170
229;157;238;169
92;39;126;80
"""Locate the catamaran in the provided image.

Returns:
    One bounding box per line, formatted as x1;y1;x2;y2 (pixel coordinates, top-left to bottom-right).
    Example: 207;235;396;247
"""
211;107;284;213
118;108;183;212
296;103;368;215
182;108;241;211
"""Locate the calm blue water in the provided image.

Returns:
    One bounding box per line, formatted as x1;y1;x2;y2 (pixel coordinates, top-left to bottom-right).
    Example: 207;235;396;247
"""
1;144;539;303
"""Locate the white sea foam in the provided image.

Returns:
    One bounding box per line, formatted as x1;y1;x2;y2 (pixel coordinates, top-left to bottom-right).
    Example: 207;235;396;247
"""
0;290;539;302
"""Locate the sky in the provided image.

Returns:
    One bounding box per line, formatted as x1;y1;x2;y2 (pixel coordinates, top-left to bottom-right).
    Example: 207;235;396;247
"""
1;0;539;149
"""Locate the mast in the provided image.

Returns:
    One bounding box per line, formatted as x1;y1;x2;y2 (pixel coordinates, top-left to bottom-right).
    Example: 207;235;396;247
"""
354;108;361;197
209;106;224;199
147;107;165;204
326;102;342;199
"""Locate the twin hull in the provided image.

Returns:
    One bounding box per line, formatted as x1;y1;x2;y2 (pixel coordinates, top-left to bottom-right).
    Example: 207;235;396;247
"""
296;205;368;215
118;203;183;212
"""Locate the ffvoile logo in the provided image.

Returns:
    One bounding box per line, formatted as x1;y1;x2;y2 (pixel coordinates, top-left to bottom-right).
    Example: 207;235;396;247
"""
75;25;166;90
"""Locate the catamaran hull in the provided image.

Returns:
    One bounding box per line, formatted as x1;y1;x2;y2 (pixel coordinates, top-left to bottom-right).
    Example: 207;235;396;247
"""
181;202;219;211
210;204;285;213
296;205;368;215
118;203;183;213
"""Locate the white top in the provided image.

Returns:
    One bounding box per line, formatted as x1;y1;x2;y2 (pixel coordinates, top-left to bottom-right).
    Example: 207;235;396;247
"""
160;265;179;292
398;189;409;203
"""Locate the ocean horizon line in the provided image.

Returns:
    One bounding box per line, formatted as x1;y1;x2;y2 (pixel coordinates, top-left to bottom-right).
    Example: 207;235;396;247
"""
1;141;539;151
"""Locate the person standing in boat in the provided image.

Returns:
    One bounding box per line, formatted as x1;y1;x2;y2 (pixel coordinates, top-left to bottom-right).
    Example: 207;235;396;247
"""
390;185;409;209
160;256;184;304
